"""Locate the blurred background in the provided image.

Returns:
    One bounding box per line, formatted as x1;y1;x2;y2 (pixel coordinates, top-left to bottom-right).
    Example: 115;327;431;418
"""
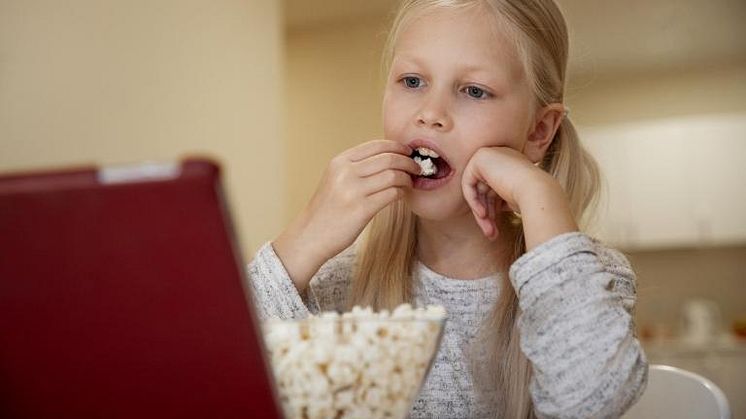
1;0;745;416
0;0;285;254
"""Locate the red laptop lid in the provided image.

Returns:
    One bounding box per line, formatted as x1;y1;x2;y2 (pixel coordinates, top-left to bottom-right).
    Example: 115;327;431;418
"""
0;159;282;418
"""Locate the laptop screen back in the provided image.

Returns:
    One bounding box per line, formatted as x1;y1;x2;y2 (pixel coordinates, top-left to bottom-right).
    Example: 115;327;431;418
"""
0;159;282;418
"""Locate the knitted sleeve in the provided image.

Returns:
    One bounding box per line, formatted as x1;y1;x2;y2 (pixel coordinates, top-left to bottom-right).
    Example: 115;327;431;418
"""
509;232;648;418
246;242;356;320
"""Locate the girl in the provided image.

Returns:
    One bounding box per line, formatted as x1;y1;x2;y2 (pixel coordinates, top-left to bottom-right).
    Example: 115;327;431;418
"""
249;0;647;417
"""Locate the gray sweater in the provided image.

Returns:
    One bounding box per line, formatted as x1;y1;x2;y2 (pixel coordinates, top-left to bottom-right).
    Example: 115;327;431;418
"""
247;232;647;418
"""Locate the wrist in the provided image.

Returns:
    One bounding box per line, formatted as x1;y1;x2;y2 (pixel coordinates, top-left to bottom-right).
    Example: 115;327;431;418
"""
273;216;329;292
513;170;560;214
515;175;578;251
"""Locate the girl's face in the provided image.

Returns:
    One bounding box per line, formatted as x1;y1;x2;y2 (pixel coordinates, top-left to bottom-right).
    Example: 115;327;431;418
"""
383;6;536;222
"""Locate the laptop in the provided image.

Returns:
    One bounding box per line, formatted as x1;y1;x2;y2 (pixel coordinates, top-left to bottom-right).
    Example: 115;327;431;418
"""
0;158;283;418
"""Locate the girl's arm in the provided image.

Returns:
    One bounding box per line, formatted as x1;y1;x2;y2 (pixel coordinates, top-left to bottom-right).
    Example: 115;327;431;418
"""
249;139;418;320
462;146;579;249
510;232;647;418
246;242;357;321
462;147;647;417
246;242;315;320
273;140;419;293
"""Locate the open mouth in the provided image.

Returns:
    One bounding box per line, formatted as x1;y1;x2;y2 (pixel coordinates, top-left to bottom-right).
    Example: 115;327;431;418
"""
410;146;452;180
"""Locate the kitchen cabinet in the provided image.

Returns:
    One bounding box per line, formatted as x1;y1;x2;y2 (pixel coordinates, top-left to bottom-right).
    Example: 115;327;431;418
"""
580;113;746;249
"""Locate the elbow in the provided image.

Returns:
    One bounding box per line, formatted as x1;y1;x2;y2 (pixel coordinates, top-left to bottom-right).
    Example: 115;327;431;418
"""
535;341;649;419
589;352;649;419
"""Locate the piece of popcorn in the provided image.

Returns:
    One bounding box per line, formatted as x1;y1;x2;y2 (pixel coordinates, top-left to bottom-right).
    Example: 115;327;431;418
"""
413;156;437;176
327;362;356;388
334;389;354;410
363;387;384;407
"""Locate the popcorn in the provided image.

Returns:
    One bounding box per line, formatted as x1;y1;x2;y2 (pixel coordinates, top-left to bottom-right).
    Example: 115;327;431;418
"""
262;304;446;419
414;156;438;176
411;146;441;177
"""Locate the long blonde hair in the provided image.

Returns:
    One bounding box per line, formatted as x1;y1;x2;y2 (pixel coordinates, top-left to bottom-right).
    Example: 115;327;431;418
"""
348;1;600;417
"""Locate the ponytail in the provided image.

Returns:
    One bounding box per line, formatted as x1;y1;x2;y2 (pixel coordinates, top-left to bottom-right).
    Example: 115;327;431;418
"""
544;117;600;228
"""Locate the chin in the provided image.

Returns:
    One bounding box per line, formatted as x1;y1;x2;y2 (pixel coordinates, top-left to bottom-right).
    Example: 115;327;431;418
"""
403;189;466;222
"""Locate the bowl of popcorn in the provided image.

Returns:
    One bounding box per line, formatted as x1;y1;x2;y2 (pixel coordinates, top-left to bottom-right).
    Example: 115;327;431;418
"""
262;304;446;419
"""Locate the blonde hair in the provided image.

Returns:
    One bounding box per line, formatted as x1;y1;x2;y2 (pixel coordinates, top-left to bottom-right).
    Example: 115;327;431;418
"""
349;1;600;417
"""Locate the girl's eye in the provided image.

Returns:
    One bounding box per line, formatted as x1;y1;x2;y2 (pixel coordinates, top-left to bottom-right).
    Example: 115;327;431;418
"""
465;86;488;99
402;76;422;89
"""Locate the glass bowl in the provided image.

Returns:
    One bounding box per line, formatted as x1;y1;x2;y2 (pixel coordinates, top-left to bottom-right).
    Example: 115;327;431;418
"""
261;305;446;419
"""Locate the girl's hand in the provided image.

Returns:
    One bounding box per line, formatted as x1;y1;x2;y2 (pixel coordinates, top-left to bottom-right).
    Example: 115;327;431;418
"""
274;140;421;291
461;146;578;249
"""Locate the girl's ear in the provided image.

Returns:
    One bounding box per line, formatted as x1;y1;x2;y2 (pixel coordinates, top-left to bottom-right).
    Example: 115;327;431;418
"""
523;103;566;163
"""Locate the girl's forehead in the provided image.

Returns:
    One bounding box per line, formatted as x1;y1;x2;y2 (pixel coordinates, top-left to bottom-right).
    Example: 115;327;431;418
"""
391;6;525;83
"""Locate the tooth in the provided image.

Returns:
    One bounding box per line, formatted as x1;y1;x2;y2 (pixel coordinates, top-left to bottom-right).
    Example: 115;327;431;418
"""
416;146;439;159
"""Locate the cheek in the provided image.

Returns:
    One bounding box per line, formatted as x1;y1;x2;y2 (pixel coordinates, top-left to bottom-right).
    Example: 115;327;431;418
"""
383;97;412;137
382;113;400;141
467;112;527;150
451;120;525;169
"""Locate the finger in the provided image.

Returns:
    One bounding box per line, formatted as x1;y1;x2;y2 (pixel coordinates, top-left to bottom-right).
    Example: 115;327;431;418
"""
345;140;412;162
367;187;405;211
362;169;413;196
487;192;496;224
466;185;491;236
355;152;422;177
477;188;489;218
476;183;491;219
464;181;487;218
473;210;495;239
469;187;498;240
462;168;487;218
486;193;498;240
485;222;498;241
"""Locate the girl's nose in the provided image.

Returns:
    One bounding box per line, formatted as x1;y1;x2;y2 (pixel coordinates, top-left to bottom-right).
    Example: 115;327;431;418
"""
416;93;452;131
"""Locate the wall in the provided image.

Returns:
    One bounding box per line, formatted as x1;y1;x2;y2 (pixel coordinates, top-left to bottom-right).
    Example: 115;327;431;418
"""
568;62;746;127
0;0;284;255
285;15;389;221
